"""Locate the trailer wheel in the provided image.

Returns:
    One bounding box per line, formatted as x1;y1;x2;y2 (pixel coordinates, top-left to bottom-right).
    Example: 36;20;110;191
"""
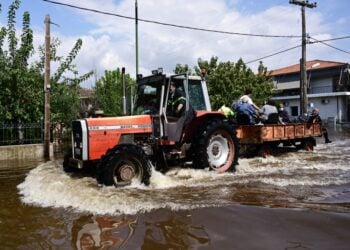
192;119;239;173
97;144;151;187
301;138;315;151
257;144;273;158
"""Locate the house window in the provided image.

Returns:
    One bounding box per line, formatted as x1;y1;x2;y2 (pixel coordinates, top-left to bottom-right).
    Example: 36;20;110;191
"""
333;73;349;92
291;106;298;116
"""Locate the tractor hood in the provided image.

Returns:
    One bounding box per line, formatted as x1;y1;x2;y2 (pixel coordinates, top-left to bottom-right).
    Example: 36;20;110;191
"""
86;115;153;132
77;115;153;160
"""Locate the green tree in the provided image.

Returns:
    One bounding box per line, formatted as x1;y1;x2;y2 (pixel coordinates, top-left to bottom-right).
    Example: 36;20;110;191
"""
36;38;93;125
0;0;42;123
174;63;193;75
175;57;274;110
93;68;135;116
0;0;92;125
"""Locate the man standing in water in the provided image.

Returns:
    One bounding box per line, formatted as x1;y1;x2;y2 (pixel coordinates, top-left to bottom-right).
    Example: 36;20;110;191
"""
308;108;332;143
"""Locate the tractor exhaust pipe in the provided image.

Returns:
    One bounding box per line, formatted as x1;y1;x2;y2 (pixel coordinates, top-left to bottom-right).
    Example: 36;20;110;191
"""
122;67;127;115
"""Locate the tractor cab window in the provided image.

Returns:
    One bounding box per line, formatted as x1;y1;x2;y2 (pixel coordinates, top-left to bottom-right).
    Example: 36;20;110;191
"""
188;79;206;110
134;84;161;115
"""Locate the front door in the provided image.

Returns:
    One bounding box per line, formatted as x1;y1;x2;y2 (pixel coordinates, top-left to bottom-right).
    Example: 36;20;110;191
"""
163;74;189;142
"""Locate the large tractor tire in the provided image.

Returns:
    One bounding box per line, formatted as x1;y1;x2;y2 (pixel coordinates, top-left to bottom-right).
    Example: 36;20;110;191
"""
96;144;151;187
192;119;239;173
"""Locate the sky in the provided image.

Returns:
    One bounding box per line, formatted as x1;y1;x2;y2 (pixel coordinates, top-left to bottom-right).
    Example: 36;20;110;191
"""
1;0;349;88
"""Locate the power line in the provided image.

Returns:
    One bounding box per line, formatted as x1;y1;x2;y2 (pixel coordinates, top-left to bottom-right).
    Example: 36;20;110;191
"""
244;34;350;65
42;0;301;38
42;0;350;66
244;38;301;64
309;37;350;55
245;45;301;64
309;35;350;43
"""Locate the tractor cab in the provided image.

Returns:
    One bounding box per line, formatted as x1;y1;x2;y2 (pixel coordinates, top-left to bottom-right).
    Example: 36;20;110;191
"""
134;70;211;142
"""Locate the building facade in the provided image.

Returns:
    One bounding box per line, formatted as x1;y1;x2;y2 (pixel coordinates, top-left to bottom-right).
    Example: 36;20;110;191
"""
271;60;350;122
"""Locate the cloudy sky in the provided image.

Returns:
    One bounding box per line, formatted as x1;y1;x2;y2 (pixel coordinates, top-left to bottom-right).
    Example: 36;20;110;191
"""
1;0;349;88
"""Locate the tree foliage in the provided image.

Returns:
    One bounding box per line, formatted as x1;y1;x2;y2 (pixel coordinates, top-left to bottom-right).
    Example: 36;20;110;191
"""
0;0;41;123
93;68;135;116
36;38;93;125
174;63;193;75
0;0;92;125
176;57;274;110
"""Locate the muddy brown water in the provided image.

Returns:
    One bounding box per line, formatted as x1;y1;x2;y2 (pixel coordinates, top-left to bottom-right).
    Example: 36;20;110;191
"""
1;127;350;249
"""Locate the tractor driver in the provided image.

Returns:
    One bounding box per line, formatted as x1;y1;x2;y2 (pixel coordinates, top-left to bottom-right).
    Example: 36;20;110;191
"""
167;82;186;118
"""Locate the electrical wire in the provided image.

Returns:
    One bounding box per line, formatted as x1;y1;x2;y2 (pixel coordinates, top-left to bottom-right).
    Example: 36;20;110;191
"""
42;0;301;38
309;35;350;43
42;0;350;64
246;35;350;65
245;45;301;64
309;37;350;55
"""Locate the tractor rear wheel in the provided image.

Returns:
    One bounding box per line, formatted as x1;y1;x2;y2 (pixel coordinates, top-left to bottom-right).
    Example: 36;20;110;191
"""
97;144;151;187
192;119;239;172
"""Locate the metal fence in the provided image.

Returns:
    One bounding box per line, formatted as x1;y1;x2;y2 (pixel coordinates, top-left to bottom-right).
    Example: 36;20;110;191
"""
0;123;43;146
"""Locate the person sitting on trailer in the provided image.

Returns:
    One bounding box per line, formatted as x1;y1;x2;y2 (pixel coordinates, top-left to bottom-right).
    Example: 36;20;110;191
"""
219;105;235;117
219;104;235;123
278;103;290;123
308;108;332;144
260;99;279;124
236;96;258;125
239;88;260;112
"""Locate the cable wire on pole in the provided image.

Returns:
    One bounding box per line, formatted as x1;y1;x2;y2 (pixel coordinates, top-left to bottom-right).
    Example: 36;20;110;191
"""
309;35;350;43
309;37;350;55
289;0;317;116
42;0;301;38
245;45;301;64
41;0;350;70
245;34;350;65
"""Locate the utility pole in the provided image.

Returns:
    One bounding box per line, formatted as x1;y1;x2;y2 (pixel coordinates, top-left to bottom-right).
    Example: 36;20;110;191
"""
44;15;51;160
122;67;127;115
289;0;316;116
135;0;139;78
132;0;138;115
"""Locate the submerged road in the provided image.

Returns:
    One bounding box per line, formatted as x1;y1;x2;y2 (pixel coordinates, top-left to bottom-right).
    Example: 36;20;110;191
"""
0;127;349;249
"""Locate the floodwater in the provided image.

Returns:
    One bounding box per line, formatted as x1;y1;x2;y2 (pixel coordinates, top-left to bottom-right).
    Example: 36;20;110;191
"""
1;127;350;249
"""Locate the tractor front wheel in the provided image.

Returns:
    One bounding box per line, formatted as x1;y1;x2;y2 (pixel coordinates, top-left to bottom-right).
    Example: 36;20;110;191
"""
97;144;151;187
63;148;76;173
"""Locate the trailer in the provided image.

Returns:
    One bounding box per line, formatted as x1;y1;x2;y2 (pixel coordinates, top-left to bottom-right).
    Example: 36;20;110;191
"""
236;122;323;157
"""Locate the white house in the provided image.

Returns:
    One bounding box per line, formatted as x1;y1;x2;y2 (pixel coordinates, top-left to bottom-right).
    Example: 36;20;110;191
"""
271;60;350;122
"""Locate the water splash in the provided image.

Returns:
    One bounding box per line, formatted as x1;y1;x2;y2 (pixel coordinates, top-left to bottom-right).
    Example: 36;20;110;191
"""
17;139;350;215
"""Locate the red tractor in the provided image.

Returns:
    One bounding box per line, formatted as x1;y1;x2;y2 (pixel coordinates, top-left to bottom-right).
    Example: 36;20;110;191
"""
64;69;239;187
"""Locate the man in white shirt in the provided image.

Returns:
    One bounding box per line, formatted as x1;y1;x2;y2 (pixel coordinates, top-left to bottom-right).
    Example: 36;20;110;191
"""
239;89;260;112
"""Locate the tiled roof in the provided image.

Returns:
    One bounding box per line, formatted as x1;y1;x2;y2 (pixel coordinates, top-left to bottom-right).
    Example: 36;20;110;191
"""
270;59;347;76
